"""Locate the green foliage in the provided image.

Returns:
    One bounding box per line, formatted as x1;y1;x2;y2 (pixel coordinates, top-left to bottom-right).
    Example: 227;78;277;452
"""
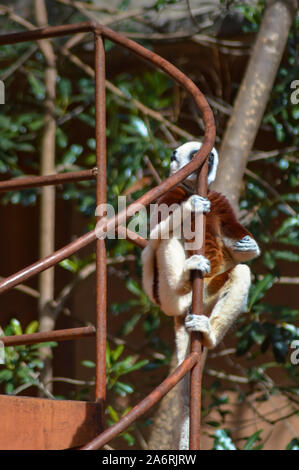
212;431;299;450
107;405;135;446
81;341;148;397
234;1;265;33
211;429;264;450
0;319;57;395
286;438;299;450
81;342;148;446
212;429;237;450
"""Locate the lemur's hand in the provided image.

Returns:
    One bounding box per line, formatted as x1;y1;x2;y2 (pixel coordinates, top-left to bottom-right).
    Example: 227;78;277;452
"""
233;235;259;253
188;195;210;213
184;254;210;275
185;314;216;348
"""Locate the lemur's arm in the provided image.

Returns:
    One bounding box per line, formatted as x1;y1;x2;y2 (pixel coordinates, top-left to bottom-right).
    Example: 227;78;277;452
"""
149;192;210;242
149;188;211;276
209;191;260;262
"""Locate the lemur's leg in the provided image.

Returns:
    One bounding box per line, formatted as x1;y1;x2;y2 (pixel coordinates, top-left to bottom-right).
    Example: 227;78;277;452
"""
156;238;193;316
224;235;260;263
141;244;156;304
231;235;260;262
174;316;190;365
185;264;251;348
174;317;190;450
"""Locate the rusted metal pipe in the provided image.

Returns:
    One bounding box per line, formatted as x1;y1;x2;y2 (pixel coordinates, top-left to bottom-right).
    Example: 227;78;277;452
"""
189;159;209;449
0;169;97;192
0;151;210;296
94;33;107;429
0;23;216;452
0;325;95;346
0;24;215;299
81;352;200;450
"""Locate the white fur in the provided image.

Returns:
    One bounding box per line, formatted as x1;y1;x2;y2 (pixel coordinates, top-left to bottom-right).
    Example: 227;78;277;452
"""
141;244;156;304
170;141;219;186
177;264;251;449
184;254;211;275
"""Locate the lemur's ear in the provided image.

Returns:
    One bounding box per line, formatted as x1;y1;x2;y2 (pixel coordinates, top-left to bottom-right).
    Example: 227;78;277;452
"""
207;148;218;185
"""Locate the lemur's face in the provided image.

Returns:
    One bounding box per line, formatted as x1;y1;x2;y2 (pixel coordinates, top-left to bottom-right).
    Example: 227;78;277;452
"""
169;141;218;186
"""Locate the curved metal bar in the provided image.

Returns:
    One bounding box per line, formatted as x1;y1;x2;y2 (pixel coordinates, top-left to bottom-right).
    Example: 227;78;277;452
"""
0;24;215;296
0;22;216;451
189;161;209;449
81;352;200;450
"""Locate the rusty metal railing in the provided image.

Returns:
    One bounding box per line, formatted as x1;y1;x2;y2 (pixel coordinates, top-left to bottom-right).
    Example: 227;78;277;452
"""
0;22;216;450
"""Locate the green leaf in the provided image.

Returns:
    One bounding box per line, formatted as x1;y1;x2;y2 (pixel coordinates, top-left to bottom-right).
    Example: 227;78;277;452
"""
10;319;22;336
0;369;13;382
28;73;45;100
263;251;275;270
119;313;142;336
110;344;124;362
122;432;135;446
286;438;299;450
59;258;79;273
119;359;149;375
56;127;68;148
248;275;274;309
81;360;96;368
30;341;57;349
107;405;119;423
126;279;143;297
272;250;299;262
25;321;39;335
114;381;134;395
274;217;299;237
58;78;71;102
243;430;263;450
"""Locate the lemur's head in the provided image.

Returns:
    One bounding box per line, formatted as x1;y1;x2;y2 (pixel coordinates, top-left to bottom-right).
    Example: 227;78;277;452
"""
169;141;218;187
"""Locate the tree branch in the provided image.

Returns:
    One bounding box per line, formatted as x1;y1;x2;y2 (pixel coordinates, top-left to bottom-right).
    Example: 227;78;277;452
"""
213;0;298;211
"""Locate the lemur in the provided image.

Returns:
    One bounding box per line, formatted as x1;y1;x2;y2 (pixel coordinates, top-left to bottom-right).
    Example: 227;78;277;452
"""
141;141;260;449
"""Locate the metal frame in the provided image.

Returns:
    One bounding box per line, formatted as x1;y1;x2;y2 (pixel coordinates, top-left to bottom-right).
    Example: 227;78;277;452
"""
0;21;216;450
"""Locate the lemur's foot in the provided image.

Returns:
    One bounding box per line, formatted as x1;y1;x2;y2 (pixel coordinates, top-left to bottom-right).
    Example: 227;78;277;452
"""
185;314;216;348
233;235;260;254
188;195;210;213
184;254;210;275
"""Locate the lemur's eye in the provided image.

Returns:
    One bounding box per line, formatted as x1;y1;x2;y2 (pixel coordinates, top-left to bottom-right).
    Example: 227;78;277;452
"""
171;151;177;162
208;152;214;171
189;151;197;160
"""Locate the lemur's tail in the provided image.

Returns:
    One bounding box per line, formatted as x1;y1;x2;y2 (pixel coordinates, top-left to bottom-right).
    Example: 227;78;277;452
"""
174;317;190;450
174;317;208;450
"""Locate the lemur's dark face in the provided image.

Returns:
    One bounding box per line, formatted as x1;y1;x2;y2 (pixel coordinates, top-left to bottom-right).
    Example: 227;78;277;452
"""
170;141;218;185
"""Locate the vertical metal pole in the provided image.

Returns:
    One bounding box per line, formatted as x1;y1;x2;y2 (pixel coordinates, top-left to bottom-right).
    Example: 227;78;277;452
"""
189;159;209;450
94;32;107;429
